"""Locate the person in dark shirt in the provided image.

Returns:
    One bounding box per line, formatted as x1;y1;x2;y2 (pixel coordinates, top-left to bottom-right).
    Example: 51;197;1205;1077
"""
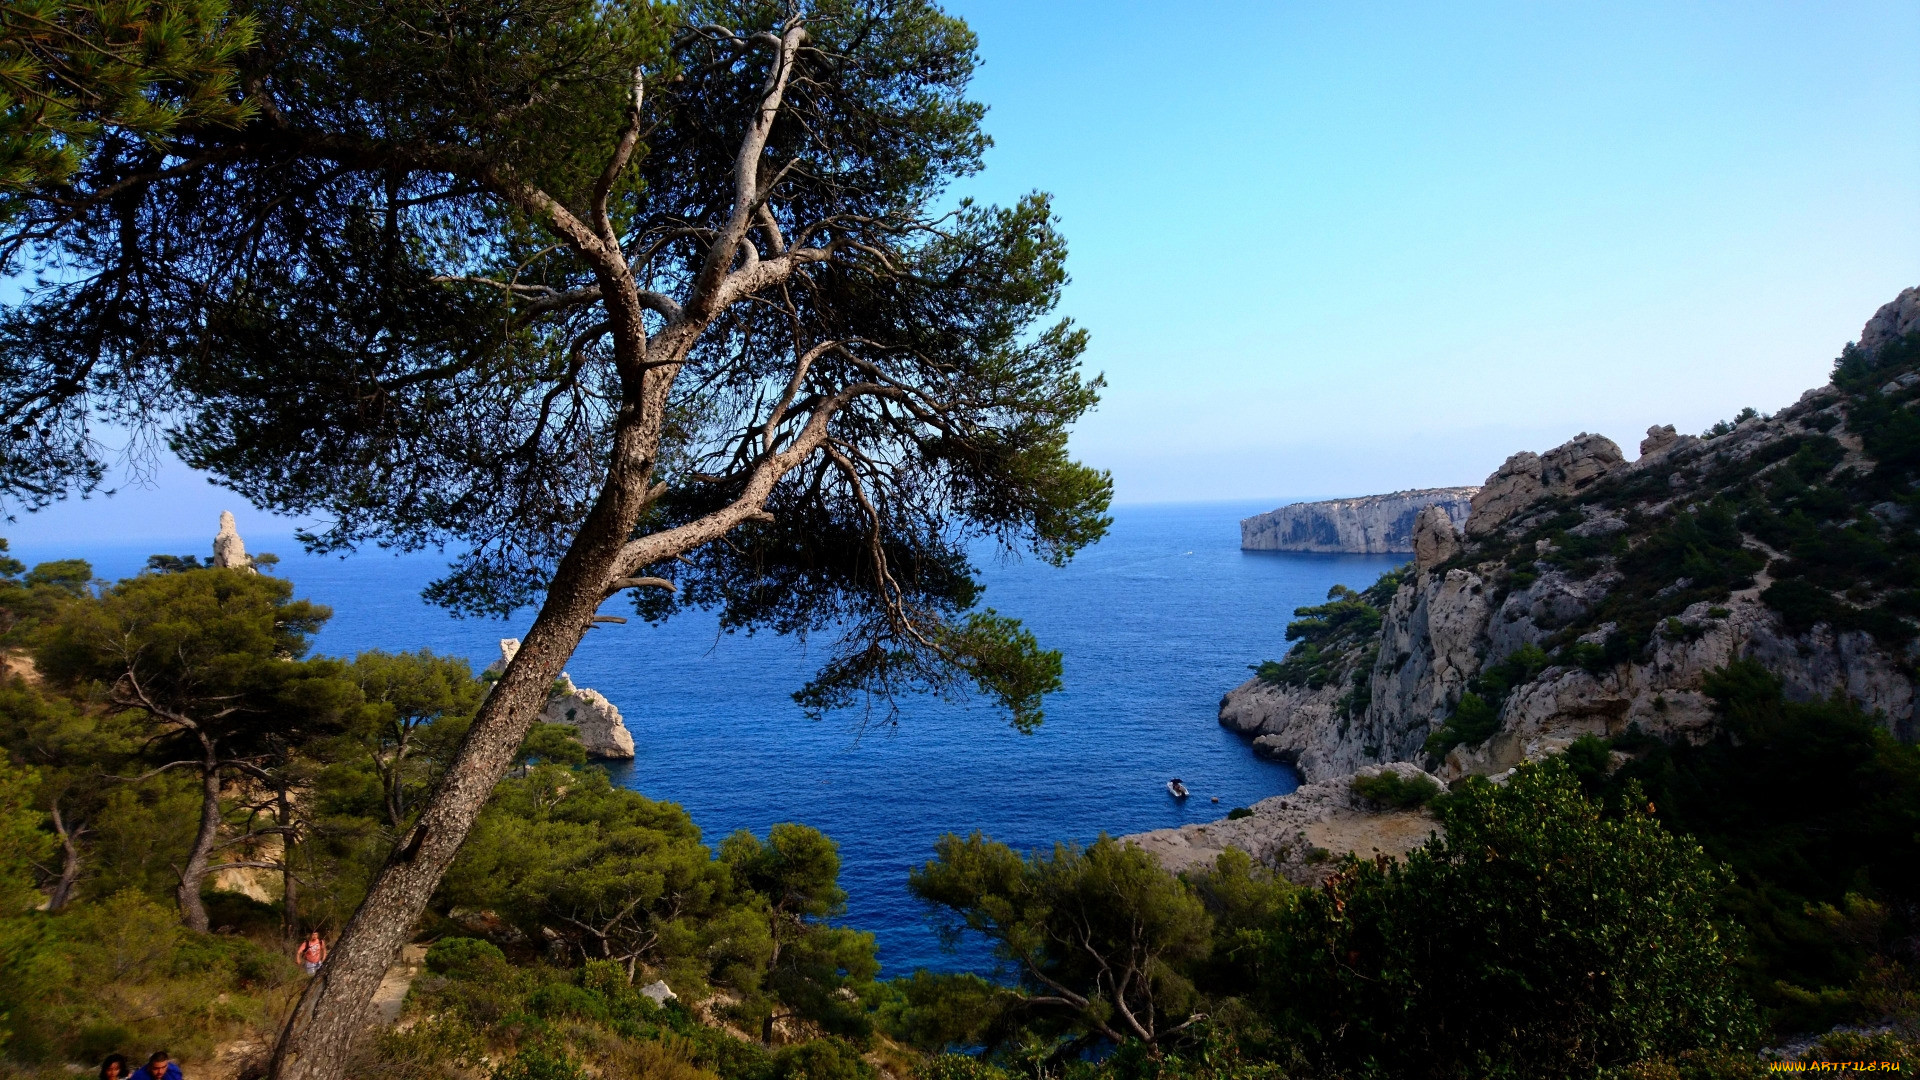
141;1051;183;1080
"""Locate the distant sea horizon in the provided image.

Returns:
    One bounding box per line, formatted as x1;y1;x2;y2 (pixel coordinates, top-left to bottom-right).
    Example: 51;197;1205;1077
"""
9;500;1406;974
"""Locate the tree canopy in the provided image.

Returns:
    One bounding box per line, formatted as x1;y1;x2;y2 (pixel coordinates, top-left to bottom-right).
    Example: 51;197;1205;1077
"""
0;0;256;195
37;567;345;930
2;0;1110;1067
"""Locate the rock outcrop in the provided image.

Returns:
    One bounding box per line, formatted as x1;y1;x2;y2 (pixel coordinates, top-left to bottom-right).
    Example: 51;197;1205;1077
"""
1639;424;1680;457
1219;289;1920;790
1464;433;1625;537
1411;504;1461;570
485;639;637;760
212;511;256;572
1860;285;1920;353
1120;763;1442;885
1241;487;1479;554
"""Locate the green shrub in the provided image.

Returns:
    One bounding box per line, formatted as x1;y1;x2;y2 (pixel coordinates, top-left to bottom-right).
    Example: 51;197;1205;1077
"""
775;1038;875;1080
1272;761;1753;1079
425;936;509;979
1589;660;1920;1033
1226;806;1253;820
917;1054;1010;1080
1422;645;1555;761
355;1015;486;1080
528;981;610;1022
0;890;296;1066
1350;770;1440;809
1250;566;1409;690
1423;691;1500;759
1801;1030;1917;1071
494;1042;589;1080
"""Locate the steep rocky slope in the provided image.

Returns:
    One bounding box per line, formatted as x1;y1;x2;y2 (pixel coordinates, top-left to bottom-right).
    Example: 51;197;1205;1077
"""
1241;487;1477;553
1221;288;1920;784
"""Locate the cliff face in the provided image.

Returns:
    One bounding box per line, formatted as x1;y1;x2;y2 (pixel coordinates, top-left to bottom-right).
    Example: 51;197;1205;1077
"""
1223;288;1920;784
1241;488;1478;554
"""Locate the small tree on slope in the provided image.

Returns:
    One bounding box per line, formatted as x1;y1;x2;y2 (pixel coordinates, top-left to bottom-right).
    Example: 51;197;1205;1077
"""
0;1;1110;1074
37;567;340;932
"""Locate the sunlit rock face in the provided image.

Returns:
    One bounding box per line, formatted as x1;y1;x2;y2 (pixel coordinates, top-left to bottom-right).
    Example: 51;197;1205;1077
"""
485;639;637;760
1220;287;1920;790
1241;488;1478;554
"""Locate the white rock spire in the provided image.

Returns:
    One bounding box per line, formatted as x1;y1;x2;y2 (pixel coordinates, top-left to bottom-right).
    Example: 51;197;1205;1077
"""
211;511;256;573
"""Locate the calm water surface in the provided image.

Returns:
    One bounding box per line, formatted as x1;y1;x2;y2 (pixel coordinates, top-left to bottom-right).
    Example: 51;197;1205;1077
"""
18;501;1403;973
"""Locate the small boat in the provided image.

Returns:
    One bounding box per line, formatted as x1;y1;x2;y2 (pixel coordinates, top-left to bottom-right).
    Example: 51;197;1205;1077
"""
1167;778;1190;799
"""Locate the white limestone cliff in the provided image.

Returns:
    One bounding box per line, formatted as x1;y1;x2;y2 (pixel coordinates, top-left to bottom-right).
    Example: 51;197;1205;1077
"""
485;639;637;760
1241;487;1478;554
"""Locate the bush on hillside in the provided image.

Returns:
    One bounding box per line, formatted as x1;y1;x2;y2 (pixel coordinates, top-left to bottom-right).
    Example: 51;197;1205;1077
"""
1350;770;1440;809
1580;660;1920;1033
0;890;299;1067
1270;760;1753;1078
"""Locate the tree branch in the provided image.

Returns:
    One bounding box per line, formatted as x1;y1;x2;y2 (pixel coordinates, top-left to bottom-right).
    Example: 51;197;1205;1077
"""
591;68;646;243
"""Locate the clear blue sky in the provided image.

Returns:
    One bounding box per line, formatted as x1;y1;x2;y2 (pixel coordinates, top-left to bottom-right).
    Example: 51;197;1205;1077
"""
8;0;1918;546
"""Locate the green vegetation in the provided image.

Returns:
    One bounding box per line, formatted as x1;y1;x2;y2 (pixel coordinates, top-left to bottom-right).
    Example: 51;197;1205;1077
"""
0;889;298;1067
9;339;1920;1080
1502;328;1920;668
1423;643;1550;761
0;550;893;1076
907;833;1220;1048
1563;660;1920;1034
1348;769;1441;809
1703;407;1761;440
1268;762;1752;1079
3;558;1906;1077
0;0;259;198
896;762;1769;1079
1251;565;1409;697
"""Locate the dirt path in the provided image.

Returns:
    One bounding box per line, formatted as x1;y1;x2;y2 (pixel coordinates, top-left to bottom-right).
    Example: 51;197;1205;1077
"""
371;943;429;1026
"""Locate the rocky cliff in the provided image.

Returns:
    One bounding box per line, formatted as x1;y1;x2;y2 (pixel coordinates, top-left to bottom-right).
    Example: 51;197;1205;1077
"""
1221;287;1920;788
1241;487;1478;554
485;639;637;760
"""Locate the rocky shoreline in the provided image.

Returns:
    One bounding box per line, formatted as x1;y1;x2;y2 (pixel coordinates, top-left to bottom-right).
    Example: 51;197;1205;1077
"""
1119;763;1443;885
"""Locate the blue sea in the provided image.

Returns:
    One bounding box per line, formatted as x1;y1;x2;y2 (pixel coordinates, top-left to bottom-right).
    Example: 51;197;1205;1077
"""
15;502;1403;974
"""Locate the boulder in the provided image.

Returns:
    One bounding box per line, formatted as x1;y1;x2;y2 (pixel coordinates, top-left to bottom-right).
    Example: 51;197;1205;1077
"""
1639;424;1679;458
640;979;677;1005
1540;432;1625;496
1859;286;1920;355
1463;451;1544;537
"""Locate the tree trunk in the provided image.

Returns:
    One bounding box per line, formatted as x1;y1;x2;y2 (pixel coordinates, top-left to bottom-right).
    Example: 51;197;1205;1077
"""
46;801;83;912
269;409;662;1080
279;785;300;940
178;750;223;932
